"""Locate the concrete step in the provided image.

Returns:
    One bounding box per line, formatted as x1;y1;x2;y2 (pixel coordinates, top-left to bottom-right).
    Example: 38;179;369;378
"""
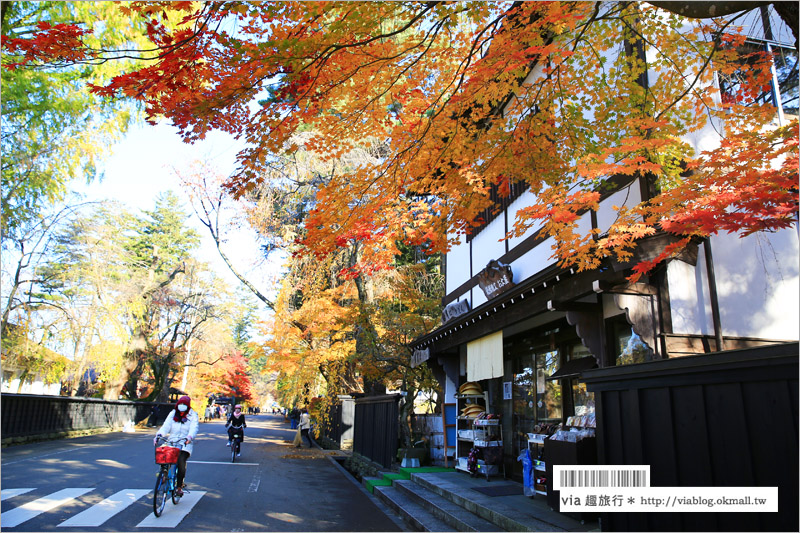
394;479;504;532
411;472;572;532
362;475;393;494
373;485;454;532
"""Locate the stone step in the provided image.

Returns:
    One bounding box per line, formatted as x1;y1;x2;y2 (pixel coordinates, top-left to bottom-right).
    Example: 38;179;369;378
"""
410;472;571;532
373;485;453;532
394;479;504;532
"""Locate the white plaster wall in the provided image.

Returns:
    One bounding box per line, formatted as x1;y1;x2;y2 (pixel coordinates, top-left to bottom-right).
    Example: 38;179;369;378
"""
667;246;714;335
711;229;799;339
668;229;800;340
507;190;543;249
1;377;61;395
446;231;471;294
576;211;592;238
511;237;558;285
471;214;507;273
597;181;642;234
471;285;487;308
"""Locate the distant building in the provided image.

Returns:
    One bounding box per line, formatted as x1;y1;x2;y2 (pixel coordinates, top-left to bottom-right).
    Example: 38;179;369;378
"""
1;338;68;396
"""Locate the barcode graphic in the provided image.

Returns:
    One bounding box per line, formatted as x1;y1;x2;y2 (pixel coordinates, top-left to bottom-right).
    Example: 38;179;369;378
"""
558;469;648;488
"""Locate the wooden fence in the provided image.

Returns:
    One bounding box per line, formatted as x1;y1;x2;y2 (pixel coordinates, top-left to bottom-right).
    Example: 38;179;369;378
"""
1;393;173;441
582;342;798;532
353;393;401;468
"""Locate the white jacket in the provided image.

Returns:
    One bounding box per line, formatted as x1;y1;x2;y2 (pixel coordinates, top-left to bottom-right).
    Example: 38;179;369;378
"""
157;409;199;455
299;412;311;430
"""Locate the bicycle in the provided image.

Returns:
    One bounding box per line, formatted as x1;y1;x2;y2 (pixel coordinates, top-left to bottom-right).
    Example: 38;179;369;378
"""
153;436;188;517
229;428;243;462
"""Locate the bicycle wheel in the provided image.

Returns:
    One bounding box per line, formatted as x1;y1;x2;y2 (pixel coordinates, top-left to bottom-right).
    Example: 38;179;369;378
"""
171;464;182;505
153;468;168;517
231;439;236;463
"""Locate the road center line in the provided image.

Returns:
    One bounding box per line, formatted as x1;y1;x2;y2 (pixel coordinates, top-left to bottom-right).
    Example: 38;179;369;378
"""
248;469;262;493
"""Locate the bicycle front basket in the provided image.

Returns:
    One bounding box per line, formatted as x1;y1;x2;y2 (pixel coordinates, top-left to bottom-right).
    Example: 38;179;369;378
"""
155;445;181;464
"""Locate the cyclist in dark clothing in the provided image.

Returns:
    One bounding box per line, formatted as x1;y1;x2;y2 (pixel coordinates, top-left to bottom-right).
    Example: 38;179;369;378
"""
225;404;247;455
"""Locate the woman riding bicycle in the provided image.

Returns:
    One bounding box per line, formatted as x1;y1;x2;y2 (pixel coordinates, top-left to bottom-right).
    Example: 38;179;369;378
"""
154;395;199;496
225;404;247;456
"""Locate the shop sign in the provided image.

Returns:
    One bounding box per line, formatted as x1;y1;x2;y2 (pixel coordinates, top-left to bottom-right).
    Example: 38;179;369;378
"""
442;299;470;323
503;381;512;400
477;260;514;300
411;347;430;368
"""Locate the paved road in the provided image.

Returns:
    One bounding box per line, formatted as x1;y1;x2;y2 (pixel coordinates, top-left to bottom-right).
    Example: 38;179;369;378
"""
1;413;402;532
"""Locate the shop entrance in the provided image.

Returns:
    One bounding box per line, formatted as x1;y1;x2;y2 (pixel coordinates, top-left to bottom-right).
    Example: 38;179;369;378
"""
504;318;593;480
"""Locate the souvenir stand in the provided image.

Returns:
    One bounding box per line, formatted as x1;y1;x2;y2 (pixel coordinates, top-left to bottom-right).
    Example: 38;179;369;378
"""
454;381;504;480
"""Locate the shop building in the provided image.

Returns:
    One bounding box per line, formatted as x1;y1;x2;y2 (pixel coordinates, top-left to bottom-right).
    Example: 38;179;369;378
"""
411;3;798;504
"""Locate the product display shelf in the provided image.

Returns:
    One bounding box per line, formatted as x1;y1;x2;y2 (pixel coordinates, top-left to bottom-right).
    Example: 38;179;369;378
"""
528;434;548;496
453;391;488;474
473;418;502;447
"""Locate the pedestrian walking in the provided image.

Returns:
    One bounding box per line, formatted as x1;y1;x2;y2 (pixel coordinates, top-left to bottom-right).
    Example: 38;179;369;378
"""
298;408;313;448
147;405;158;427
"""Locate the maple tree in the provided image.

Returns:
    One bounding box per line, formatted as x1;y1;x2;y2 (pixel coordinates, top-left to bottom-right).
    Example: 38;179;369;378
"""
5;1;796;282
177;140;444;421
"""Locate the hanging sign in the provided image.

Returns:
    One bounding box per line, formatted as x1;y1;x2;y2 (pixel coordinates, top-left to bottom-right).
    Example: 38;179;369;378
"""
442;299;471;323
411;347;430;368
503;381;512;400
477;260;515;300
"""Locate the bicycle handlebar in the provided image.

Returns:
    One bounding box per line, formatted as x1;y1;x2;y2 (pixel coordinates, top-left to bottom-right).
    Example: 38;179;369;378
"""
155;436;189;447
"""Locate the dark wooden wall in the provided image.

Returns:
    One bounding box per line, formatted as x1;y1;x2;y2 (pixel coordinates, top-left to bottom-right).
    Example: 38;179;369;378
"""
353;394;401;468
582;342;798;532
1;393;172;439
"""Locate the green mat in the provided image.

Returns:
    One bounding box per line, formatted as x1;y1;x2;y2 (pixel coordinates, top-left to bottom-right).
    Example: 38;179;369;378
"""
363;477;393;494
365;467;453;493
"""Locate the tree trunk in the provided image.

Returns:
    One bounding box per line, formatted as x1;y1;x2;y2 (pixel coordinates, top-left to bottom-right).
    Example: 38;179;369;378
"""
398;381;418;449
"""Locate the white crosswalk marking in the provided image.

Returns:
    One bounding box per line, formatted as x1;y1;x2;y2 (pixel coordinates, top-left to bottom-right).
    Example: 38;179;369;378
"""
57;489;150;527
1;488;93;528
134;490;206;528
1;488;35;502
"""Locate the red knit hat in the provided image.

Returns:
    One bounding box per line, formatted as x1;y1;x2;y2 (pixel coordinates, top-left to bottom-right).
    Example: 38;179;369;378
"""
174;395;191;421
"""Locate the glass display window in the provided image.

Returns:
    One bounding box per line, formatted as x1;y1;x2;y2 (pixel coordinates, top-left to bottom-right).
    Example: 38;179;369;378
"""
535;349;562;421
608;315;654;365
570;379;595;418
